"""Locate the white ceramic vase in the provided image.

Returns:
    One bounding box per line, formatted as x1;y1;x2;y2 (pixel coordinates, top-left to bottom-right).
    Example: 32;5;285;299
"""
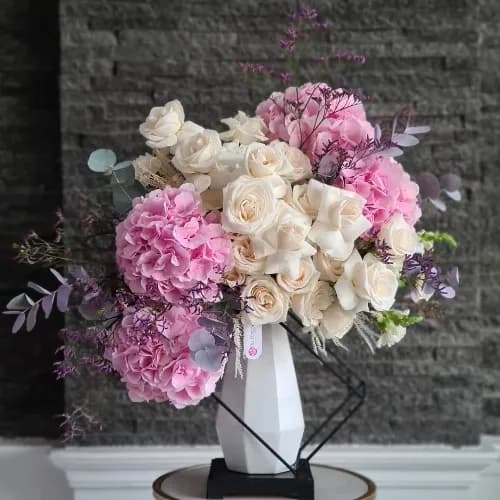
215;323;305;474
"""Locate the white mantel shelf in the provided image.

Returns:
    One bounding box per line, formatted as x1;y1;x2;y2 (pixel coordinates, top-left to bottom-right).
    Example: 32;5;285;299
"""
47;436;500;500
1;437;500;500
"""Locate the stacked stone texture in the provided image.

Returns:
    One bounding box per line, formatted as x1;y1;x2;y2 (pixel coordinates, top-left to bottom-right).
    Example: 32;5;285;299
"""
3;0;488;444
0;0;63;438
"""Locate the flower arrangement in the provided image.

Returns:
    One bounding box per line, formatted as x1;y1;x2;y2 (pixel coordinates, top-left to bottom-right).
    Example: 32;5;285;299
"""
4;4;460;428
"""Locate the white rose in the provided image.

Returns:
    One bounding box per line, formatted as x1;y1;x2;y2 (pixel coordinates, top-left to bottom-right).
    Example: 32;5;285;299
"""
307;179;372;261
222;175;285;234
313;250;345;283
242;275;290;325
232;235;266;274
378;212;419;261
277;257;320;295
252;201;316;277
377;324;407;348
139;100;185;149
245;142;289;178
335;251;398;312
272;141;313;182
172;127;222;177
220;111;268;145
222;267;247;288
291;280;334;328
291;184;317;218
319;302;356;340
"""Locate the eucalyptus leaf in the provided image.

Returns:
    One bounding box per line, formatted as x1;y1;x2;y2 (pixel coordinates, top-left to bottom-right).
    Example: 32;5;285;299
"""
56;286;72;312
50;268;67;285
41;293;55;318
113;161;133;171
392;133;419;147
88;149;117;173
6;293;31;310
111;165;135;186
405;125;431;135
379;146;404;157
27;281;51;295
26;303;39;332
12;313;26;334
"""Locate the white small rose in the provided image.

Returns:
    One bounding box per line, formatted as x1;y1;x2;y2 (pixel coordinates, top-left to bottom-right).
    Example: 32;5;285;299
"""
291;280;334;328
291;184;317;218
222;267;247;288
232;235;266;274
222;175;285;234
319;302;356;340
242;275;290;325
313;250;345;283
139;100;185;149
307;179;372;261
277;257;320;295
220;111;268;145
272;141;313;182
335;252;398;312
245;142;288;178
209;142;247;190
378;212;419;261
172;127;222;176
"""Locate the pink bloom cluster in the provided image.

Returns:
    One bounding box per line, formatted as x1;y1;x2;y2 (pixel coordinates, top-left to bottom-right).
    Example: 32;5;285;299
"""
256;82;371;161
116;184;232;305
106;306;224;408
340;156;421;236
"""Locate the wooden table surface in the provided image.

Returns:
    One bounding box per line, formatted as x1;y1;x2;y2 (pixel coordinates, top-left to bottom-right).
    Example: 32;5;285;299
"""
153;464;376;500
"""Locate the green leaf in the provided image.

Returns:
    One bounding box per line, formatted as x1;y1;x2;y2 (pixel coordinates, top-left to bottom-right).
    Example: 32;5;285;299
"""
111;165;135;186
87;149;117;173
373;310;423;333
112;181;145;214
418;230;457;249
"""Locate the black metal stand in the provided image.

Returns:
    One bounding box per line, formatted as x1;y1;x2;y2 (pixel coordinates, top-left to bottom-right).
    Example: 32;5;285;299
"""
206;312;366;499
207;458;314;499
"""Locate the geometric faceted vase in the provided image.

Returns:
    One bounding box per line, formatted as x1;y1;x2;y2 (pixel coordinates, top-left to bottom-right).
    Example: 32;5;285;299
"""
215;322;305;474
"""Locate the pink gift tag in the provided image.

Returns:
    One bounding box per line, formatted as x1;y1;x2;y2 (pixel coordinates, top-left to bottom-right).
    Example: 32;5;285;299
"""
243;323;262;360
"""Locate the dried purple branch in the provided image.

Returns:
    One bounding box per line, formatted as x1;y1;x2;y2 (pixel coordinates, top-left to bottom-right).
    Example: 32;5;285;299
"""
59;405;102;443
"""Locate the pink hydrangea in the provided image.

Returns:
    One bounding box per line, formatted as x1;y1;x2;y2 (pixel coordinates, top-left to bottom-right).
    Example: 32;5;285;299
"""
339;155;421;237
115;184;232;305
256;82;370;162
106;306;224;407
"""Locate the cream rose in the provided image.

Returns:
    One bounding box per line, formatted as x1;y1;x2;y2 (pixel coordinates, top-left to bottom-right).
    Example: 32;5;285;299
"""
222;267;247;288
220;111;268;145
252;201;315;277
139;100;185;149
172;127;222;176
222;175;285;234
291;184;317;218
319;302;356;340
335;252;398;312
378;212;419;261
272;141;313;182
307;180;372;261
277;257;319;295
232;235;266;274
245;142;289;178
291;280;334;328
242;275;290;325
313;250;345;283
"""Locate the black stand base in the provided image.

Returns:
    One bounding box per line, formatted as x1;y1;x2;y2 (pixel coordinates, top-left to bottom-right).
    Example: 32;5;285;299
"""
206;458;314;499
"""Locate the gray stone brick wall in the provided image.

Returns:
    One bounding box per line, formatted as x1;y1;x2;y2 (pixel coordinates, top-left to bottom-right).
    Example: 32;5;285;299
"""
0;0;63;438
55;0;500;445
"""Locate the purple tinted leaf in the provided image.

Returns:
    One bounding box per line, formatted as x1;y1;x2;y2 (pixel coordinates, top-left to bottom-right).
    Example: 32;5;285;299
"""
77;301;115;321
429;198;447;212
68;265;90;281
443;190;461;202
440;173;462;192
27;281;51;295
440;285;456;299
188;329;215;352
41;293;55;318
50;268;67;285
404;125;431;135
379;146;404;157
192;346;225;372
416;172;440;199
6;293;31;310
374;124;382;141
12;313;26;334
26;303;39;332
446;267;460;288
392;133;419;147
56;286;72;312
3;311;21;315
